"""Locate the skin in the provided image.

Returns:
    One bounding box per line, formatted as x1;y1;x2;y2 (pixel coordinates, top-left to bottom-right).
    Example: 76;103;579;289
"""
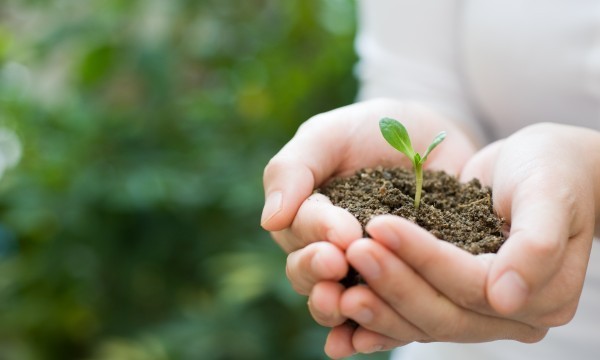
262;98;477;250
263;99;476;357
262;100;600;358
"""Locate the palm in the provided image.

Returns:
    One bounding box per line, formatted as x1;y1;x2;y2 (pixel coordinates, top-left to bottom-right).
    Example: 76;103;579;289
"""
287;99;477;185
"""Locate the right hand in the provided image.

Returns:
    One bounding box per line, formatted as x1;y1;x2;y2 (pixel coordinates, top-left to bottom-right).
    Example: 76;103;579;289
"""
261;99;478;343
323;123;599;357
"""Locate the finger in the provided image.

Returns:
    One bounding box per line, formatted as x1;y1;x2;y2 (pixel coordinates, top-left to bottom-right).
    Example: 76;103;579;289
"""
340;284;429;342
261;159;317;231
365;215;579;325
486;184;570;316
365;215;493;313
514;233;590;327
346;239;547;343
307;281;347;327
325;324;357;359
286;242;347;295
261;114;349;231
351;326;409;354
271;193;362;252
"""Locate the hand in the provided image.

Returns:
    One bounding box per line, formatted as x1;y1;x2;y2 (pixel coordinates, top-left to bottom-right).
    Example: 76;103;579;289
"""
262;98;476;249
323;123;599;357
260;99;477;352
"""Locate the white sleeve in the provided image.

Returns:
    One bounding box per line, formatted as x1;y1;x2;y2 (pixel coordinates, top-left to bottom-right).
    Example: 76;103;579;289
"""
355;0;489;143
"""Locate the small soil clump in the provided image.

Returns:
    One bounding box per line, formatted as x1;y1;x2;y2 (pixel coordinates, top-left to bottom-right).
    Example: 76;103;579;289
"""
318;167;506;255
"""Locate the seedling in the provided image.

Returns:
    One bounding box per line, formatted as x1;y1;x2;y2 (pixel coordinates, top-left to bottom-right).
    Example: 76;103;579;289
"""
379;117;446;210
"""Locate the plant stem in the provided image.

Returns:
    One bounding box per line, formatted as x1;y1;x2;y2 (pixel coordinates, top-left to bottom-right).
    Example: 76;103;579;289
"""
414;164;423;210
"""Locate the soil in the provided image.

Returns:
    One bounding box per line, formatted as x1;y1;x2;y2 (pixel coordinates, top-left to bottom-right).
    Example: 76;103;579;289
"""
318;167;507;255
317;167;507;324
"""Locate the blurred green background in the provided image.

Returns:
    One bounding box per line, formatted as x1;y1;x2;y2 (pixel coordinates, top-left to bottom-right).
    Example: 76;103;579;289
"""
0;0;389;359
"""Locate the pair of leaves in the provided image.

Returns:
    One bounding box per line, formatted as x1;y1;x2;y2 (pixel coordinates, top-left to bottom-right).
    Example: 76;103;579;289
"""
379;117;446;167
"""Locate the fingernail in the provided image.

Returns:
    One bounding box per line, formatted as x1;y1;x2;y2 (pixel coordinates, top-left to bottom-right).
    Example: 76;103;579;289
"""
491;270;529;313
261;191;282;226
356;252;381;279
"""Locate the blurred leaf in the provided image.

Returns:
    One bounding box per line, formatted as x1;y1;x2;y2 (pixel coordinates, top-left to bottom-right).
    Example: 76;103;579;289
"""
0;0;359;359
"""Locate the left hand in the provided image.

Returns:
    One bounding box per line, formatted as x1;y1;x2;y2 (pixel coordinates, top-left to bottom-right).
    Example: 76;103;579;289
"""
323;123;600;358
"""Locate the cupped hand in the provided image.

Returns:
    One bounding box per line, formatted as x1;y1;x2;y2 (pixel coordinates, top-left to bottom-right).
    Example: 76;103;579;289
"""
262;99;475;259
323;123;600;357
260;99;477;354
461;123;598;322
262;98;476;237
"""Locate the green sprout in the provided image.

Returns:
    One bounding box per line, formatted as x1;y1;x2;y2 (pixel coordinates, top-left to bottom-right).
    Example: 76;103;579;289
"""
379;117;446;210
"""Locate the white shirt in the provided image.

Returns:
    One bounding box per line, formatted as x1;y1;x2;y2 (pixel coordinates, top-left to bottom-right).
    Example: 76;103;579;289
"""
355;0;600;359
356;0;600;141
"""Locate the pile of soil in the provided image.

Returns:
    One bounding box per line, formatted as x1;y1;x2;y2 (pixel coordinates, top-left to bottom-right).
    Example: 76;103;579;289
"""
318;167;507;255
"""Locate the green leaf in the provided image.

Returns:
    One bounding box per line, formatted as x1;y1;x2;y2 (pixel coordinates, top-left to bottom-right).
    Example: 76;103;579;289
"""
421;131;446;162
379;118;416;161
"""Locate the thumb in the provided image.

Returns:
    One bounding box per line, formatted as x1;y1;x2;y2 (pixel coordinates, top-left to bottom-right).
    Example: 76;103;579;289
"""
459;140;504;185
261;118;346;231
261;158;317;231
486;180;569;316
462;139;569;316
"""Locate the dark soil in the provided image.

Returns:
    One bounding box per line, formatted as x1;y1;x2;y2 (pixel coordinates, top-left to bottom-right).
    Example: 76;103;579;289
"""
318;167;507;326
318;167;506;255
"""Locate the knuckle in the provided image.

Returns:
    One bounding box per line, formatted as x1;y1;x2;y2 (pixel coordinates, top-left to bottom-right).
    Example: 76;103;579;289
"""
524;235;560;258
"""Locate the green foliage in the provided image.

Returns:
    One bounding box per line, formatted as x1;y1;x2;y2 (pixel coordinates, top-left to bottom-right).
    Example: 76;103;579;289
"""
0;1;393;359
379;117;446;209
